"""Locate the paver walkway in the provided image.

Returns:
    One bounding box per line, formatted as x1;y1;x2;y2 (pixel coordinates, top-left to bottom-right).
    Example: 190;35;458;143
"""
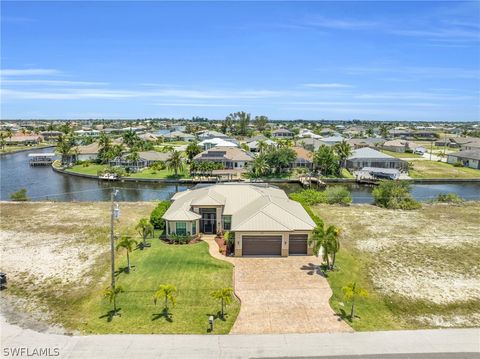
203;236;351;334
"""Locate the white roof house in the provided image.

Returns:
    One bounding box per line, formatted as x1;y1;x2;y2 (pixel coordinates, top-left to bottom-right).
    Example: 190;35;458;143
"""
163;184;316;256
199;137;238;150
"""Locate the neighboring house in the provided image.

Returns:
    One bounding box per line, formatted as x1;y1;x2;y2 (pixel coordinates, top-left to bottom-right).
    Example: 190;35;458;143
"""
6;135;43;146
74;129;101;137
246;139;276;152
74;142;101;161
139;133;159;142
164;131;195;142
40;131;63;141
199;137;238;150
291;147;314;169
463;141;480;151
296;137;324;151
272;128;294;139
193;147;253;169
356;167;401;180
447;150;480;169
318;136;344;146
162;183;316;256
343;126;367;137
382;140;418;153
197;130;230;140
346;147;408;171
347;138;386;149
109;151;170;170
246;134;268;143
388;129;437;140
298;129;322;139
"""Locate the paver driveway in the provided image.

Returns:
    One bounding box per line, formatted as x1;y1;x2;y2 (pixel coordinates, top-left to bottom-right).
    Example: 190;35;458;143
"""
204;237;351;334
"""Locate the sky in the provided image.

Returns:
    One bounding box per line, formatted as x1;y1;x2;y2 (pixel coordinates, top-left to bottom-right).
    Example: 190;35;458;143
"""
1;1;479;121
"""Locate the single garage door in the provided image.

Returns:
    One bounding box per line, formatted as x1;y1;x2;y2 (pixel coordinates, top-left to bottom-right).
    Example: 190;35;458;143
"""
242;235;282;256
289;234;308;255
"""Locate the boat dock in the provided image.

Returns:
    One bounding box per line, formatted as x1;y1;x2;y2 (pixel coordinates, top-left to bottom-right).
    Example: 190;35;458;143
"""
28;153;56;166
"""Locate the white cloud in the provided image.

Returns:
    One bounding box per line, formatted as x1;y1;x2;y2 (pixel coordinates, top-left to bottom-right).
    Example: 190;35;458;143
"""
302;83;353;88
2;79;109;86
1;69;60;76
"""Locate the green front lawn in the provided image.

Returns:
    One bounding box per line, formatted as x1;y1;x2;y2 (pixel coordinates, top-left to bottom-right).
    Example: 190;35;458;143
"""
408;160;480;179
79;240;239;334
381;150;422;158
0;144;53;154
67;164;109;176
129;168;190;179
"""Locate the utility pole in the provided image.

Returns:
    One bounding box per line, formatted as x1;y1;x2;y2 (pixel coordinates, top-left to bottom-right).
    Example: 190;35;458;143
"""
110;189;119;302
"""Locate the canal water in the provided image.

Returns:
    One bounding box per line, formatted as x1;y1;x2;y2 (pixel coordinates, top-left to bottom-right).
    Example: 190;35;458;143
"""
1;148;480;203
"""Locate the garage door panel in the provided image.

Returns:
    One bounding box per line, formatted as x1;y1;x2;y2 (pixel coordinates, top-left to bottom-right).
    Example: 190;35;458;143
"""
242;235;282;256
289;234;308;255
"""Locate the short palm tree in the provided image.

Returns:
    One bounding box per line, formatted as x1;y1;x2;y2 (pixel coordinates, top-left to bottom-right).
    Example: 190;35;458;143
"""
334;140;353;168
104;285;124;314
210;287;233;319
185;141;202;162
166;150;184;178
251;155;270;179
116;236;138;273
153;284;177;310
342;282;368;321
308;223;340;270
136;218;154;246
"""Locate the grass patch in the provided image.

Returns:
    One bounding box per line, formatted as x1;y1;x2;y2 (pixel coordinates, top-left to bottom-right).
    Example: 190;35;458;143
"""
129;168;190;179
0;144;53;154
408;161;480;179
78;240;238;334
67;164;109;176
381;150;422;158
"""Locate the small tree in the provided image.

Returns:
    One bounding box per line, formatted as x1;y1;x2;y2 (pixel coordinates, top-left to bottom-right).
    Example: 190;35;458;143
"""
211;287;233;319
372;180;421;210
308;223;340;270
10;188;29;201
104;285;124;315
116;236;138;273
153;284;177;310
150;201;171;230
342;282;368;321
136;218;154;246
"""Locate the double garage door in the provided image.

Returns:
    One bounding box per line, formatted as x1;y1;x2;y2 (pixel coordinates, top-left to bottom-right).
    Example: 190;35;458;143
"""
241;234;308;256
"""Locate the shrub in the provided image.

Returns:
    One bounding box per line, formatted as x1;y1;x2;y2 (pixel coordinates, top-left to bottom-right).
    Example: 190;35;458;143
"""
290;189;326;205
10;188;29;201
324;186;352;205
453;162;464;167
372;181;421;210
436;193;464;203
150;201;171;229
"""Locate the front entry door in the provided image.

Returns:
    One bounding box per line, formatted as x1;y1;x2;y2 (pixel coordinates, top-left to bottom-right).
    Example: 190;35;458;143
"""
200;209;217;234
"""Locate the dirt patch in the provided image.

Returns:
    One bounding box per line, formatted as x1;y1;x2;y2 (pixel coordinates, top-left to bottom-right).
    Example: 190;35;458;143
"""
315;202;480;306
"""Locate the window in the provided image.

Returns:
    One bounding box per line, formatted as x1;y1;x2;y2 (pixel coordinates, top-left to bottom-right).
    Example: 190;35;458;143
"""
192;221;196;235
176;222;187;236
222;215;232;231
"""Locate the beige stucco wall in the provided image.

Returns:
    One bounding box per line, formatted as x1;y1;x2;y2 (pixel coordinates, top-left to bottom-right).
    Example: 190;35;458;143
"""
166;219;199;237
234;231;312;257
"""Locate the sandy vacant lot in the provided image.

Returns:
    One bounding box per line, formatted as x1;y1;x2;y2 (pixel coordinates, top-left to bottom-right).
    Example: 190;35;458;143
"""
0;202;156;285
315;202;480;327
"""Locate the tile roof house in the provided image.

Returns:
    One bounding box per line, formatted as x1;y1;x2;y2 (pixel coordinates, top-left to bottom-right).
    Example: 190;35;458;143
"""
346;147;408;171
193;146;253;169
291;147;314;168
162;183;316;256
272;128;294;139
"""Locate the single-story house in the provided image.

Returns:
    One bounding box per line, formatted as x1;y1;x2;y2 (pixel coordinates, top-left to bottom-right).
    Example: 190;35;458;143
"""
5;135;43;146
318;136;344;146
193;146;253;169
382;140;418;153
389;129;437;140
246;138;276;152
139;133;159;142
163;131;195;142
447;150;480;169
40;131;63;141
291;147;314;169
298;129;322;139
296;137;324;152
346;147;408;171
199;137;238;150
162;183;316;256
197;130;230;140
347;138;386;149
272;128;294;139
74;142;101;161
110;151;170;169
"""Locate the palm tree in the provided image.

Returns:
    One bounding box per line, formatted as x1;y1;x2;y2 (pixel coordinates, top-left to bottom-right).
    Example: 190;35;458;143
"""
185;141;202;163
308;223;340;270
6;128;13;141
342;282;368;321
251;154;270;179
116;236;137;273
166;149;184;178
136;218;154;246
210;287;233;319
153;284;177;310
379;124;389;139
126;149;140;170
257;139;268;154
334;140;353;168
56;134;76;165
0;133;6;150
98;133;112;164
123;129;139;148
104;285;124;314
